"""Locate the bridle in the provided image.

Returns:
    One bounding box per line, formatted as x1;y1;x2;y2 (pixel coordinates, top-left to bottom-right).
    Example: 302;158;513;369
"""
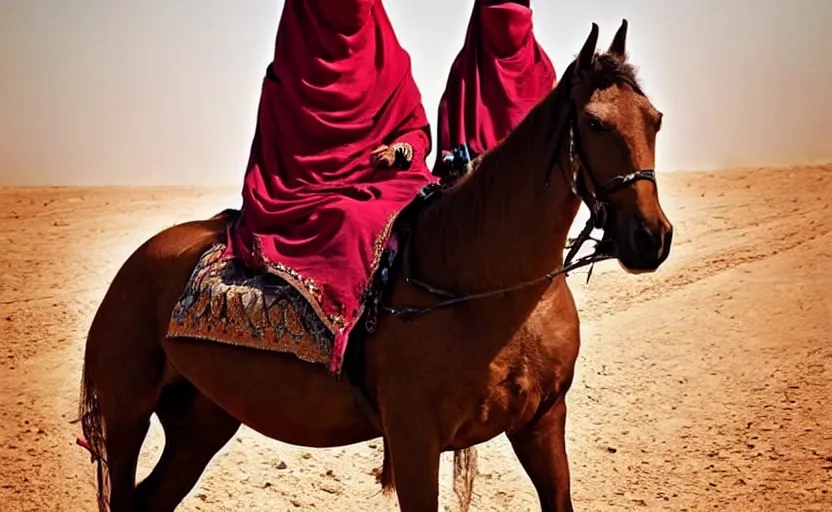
373;100;657;324
561;111;657;271
566;117;656;231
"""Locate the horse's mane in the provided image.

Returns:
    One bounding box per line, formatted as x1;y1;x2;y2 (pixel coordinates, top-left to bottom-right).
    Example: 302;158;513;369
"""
583;52;644;97
416;50;645;270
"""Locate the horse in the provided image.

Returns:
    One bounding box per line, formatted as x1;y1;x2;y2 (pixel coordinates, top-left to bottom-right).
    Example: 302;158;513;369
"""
78;20;672;512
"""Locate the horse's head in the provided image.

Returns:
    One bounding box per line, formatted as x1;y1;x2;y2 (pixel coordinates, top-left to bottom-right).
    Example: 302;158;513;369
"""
562;20;673;273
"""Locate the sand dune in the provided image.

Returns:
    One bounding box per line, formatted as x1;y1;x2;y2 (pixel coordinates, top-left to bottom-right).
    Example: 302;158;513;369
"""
1;165;830;511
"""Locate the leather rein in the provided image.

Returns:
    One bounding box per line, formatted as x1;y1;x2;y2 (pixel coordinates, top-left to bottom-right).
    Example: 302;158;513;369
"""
381;107;656;323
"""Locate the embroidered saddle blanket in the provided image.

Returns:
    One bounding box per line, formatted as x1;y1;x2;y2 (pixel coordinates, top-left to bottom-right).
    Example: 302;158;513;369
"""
167;243;335;365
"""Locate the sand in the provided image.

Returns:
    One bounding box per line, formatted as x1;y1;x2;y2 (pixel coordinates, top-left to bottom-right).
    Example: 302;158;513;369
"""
1;165;830;511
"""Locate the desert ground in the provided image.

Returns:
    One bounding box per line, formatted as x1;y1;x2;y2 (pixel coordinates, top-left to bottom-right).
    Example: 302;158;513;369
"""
0;165;830;511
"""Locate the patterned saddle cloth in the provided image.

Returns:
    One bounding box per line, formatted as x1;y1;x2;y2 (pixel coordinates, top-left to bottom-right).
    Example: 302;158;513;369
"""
167;244;334;365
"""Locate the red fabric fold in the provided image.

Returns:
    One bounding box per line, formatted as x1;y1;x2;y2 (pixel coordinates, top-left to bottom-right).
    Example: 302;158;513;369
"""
435;0;556;167
226;0;436;371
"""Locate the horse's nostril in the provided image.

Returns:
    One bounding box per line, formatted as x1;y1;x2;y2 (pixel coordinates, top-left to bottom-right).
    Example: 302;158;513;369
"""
631;222;662;260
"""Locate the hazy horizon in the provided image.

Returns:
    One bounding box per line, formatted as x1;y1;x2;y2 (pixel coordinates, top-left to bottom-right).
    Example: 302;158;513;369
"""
1;0;830;186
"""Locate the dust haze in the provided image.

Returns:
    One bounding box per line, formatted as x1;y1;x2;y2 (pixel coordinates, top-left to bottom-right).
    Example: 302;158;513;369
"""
1;0;830;186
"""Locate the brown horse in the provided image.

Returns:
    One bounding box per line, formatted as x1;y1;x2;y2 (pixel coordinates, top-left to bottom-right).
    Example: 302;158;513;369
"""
79;20;672;512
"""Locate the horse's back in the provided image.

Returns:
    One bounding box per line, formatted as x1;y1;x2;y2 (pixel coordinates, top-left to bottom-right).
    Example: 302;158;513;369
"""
140;210;235;266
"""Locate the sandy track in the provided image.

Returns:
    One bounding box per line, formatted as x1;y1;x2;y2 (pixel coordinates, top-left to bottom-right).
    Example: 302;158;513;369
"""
1;166;830;511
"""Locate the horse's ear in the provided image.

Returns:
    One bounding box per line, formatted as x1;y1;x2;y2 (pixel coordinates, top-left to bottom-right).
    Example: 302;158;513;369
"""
609;19;628;59
577;23;599;74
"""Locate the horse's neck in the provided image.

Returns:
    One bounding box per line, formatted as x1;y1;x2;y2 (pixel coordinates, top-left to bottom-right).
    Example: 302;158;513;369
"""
413;97;580;292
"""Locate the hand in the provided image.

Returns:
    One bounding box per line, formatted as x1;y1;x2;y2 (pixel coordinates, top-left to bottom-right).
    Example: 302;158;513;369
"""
370;145;396;170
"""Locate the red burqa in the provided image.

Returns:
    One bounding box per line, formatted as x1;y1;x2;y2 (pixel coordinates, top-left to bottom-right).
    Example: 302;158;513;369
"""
226;0;436;372
435;0;556;169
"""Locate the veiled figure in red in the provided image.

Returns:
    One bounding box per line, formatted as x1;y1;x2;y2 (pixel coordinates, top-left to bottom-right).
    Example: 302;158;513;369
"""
225;0;436;371
434;0;556;181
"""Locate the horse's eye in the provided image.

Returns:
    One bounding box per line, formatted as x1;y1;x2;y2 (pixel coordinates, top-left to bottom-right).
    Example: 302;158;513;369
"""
587;117;607;133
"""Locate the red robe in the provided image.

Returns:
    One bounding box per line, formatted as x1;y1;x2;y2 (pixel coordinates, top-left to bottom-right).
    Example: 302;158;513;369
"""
435;0;556;169
226;0;436;372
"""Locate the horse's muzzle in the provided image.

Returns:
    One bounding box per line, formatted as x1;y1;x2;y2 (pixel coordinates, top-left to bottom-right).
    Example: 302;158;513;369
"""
616;213;673;272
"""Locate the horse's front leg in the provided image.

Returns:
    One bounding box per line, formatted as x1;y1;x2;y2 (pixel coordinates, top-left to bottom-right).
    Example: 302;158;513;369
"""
507;398;574;512
384;415;442;512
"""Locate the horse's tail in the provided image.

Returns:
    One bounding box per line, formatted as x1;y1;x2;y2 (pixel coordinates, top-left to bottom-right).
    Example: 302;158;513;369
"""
453;447;478;512
376;443;478;509
79;353;110;512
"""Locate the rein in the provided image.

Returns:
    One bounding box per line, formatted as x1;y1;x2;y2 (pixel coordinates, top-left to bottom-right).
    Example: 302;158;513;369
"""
379;96;657;323
382;239;612;322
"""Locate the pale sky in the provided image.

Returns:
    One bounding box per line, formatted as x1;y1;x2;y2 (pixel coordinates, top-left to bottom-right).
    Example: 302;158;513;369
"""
1;0;830;186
